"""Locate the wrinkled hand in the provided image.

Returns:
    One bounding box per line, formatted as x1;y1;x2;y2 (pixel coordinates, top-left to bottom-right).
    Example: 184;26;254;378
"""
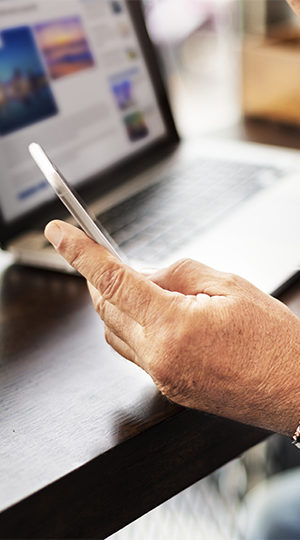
45;220;300;436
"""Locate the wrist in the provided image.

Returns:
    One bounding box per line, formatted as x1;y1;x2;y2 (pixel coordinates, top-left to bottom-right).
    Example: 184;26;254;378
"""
261;312;300;437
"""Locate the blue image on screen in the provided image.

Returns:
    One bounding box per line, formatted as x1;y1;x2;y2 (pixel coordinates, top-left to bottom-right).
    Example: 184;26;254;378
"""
0;26;58;136
111;79;135;110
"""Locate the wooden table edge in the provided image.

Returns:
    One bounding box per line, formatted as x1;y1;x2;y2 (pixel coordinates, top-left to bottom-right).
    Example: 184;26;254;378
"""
0;408;269;539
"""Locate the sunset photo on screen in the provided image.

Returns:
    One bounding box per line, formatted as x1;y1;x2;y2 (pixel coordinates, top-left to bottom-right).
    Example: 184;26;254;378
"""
34;16;95;80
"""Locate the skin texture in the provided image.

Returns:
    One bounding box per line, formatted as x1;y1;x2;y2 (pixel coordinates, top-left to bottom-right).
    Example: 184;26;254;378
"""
45;221;300;436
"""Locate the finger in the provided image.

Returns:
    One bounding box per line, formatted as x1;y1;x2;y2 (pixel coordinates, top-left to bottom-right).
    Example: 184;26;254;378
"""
104;326;136;363
45;220;170;326
149;258;229;296
87;281;144;352
287;0;300;19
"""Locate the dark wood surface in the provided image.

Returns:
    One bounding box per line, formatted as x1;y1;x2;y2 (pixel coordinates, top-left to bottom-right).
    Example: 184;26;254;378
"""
1;118;299;539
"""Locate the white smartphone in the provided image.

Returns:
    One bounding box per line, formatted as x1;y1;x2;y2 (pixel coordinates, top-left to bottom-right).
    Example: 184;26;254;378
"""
28;142;124;261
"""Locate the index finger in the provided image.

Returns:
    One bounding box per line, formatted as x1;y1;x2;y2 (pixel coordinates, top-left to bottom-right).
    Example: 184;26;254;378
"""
45;220;169;326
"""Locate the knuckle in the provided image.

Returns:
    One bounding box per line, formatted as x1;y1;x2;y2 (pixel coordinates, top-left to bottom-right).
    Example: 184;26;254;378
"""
223;271;241;289
104;326;112;345
60;237;88;271
148;323;185;386
92;264;126;301
146;316;200;407
162;258;196;289
168;258;194;278
95;295;105;319
151;352;187;405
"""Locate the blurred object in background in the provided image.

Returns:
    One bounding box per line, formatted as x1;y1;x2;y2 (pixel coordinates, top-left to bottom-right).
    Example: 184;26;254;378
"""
143;0;300;136
144;0;242;137
243;0;293;34
242;0;300;126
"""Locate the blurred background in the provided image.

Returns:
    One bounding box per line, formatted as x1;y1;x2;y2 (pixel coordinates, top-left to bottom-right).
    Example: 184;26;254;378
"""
144;0;300;138
144;0;242;136
107;1;300;538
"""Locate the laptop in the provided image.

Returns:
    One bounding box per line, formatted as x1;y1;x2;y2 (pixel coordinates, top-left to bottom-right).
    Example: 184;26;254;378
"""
0;0;299;296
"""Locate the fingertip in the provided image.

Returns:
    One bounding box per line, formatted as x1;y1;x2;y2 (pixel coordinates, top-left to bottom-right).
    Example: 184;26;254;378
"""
44;220;63;248
45;219;79;236
45;220;87;248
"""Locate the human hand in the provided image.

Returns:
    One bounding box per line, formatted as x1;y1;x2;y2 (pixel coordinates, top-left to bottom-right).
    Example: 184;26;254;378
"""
287;0;300;19
45;220;300;436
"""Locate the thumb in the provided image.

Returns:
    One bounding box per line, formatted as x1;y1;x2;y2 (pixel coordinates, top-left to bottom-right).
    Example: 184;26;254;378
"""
45;219;119;278
45;220;168;324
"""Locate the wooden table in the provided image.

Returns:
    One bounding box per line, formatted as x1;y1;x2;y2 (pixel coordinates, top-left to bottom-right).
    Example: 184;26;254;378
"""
0;119;299;539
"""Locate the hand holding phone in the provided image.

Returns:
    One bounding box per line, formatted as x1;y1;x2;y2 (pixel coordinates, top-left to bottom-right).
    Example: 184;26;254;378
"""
29;143;123;261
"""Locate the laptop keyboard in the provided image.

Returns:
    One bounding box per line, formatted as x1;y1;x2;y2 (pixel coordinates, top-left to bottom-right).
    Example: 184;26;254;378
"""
99;159;284;263
98;158;284;264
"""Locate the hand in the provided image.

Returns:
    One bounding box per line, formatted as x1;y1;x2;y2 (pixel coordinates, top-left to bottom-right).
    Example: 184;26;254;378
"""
45;220;300;436
287;0;300;18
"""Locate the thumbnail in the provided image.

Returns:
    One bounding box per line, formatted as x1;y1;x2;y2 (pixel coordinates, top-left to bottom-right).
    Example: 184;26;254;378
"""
111;79;135;110
0;26;58;136
34;16;95;80
109;1;124;15
123;111;149;141
125;48;139;61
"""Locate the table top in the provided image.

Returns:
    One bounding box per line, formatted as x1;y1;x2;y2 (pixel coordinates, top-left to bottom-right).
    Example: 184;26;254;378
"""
1;119;299;539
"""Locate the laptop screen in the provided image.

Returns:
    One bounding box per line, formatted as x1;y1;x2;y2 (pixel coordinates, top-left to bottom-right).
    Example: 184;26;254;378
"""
0;0;168;226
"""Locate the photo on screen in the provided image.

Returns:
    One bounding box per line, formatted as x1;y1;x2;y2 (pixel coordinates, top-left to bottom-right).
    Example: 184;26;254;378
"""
123;111;149;141
109;1;124;15
111;79;135;110
0;26;58;136
34;16;95;80
117;21;131;38
125;47;139;61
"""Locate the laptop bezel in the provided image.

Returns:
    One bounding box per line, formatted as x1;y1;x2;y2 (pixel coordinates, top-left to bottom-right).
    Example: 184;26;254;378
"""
0;0;179;249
